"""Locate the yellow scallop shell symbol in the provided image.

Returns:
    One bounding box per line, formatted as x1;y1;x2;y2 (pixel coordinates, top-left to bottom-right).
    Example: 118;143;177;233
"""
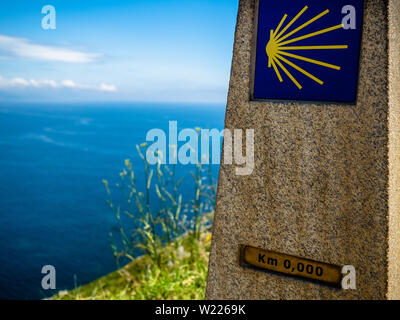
266;6;348;89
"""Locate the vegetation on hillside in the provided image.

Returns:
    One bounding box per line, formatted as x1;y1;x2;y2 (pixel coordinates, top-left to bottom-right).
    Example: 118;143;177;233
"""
54;142;216;300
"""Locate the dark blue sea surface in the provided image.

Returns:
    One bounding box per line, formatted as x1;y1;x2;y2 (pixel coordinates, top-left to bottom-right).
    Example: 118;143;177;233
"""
0;103;225;300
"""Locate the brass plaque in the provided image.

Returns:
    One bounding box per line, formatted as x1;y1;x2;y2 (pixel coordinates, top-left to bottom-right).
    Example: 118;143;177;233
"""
242;245;342;286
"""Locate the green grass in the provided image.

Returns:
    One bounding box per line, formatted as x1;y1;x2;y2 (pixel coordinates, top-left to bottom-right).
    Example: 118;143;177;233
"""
53;142;215;300
54;233;211;300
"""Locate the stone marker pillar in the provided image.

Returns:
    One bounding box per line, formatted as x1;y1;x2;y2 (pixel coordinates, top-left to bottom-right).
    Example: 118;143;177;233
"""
206;0;400;300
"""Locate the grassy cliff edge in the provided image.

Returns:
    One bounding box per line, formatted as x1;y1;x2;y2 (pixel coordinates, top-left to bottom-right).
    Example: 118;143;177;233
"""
54;234;211;300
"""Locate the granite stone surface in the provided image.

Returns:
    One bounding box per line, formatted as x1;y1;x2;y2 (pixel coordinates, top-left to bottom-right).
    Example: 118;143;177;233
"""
206;0;400;300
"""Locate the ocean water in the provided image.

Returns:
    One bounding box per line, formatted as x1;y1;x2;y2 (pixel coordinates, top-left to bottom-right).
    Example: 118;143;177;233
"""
0;103;225;300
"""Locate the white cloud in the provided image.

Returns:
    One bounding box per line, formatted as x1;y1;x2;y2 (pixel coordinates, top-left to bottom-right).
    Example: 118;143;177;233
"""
60;79;117;92
41;79;58;88
61;80;76;88
0;75;116;92
11;77;29;86
99;83;117;92
0;34;100;63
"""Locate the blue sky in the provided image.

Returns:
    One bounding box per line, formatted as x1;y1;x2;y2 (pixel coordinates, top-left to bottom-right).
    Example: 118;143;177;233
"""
0;0;238;103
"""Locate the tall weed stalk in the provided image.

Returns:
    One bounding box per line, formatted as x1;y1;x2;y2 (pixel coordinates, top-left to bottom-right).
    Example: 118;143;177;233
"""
103;142;216;268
